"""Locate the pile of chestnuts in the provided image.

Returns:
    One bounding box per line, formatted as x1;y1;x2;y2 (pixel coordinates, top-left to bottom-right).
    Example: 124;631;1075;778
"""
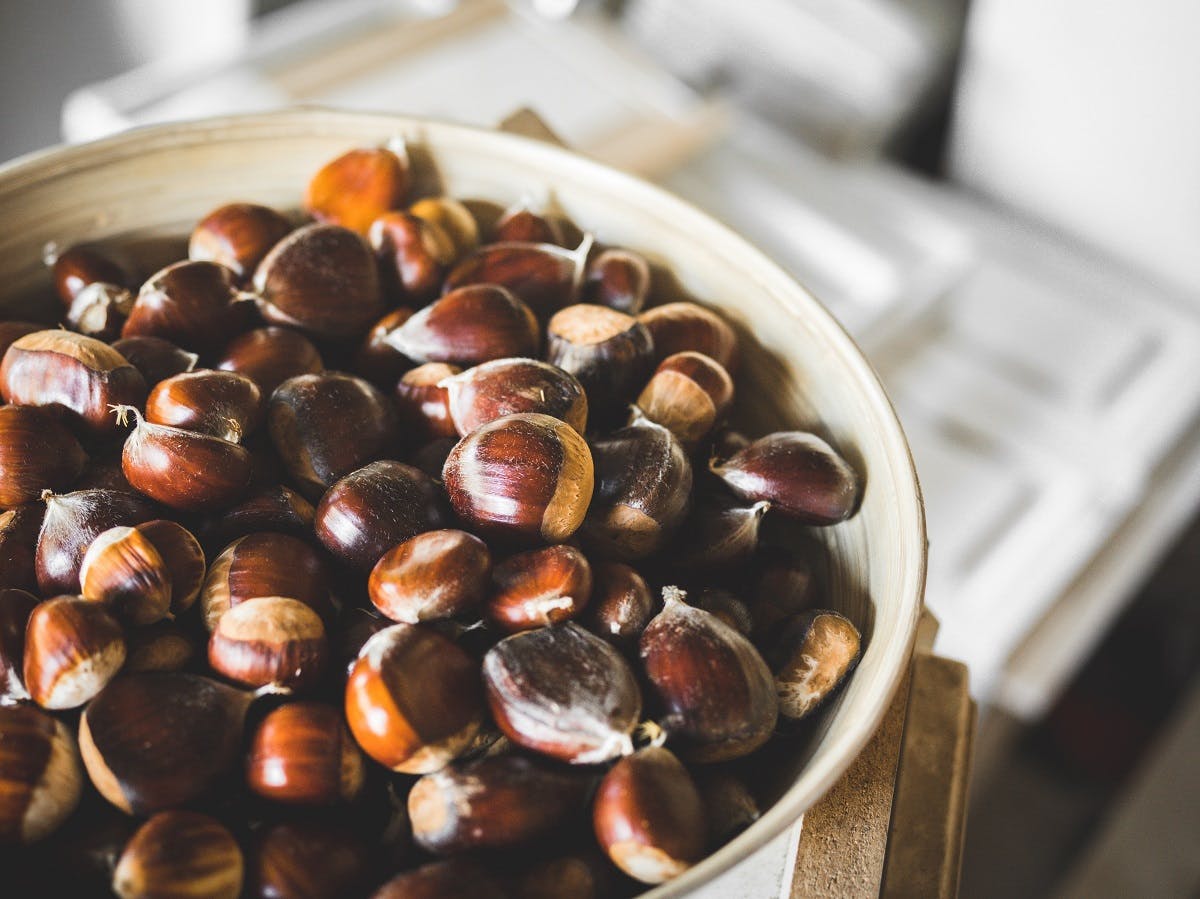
0;142;865;899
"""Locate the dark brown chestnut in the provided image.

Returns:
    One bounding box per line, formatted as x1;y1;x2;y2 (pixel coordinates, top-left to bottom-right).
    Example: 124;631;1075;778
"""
36;488;157;596
0;330;147;437
117;406;253;512
487;544;593;633
709;431;861;525
669;495;769;571
368;529;491;623
697;770;760;849
640;587;778;762
208;485;315;546
385;284;539;367
253;223;384;339
49;242;134;307
146;370;262;443
443;238;589;320
112;810;243;899
110;335;199;388
305;146;409;235
493;200;566;246
408;196;479;261
693;588;754;637
333;607;392;677
268;372;399;499
79;525;172;625
369;211;453;304
246;821;371;899
0;587;37;702
546;303;654;417
0;404;87;508
582;561;656;650
123;620;198;673
442;357;588;437
189;202;293;282
408;753;592;854
136;519;206;614
0;505;41;593
344;623;483;773
371;859;508;899
768;609;861;720
410;436;457;480
355;307;416;386
592;746;705;884
246;701;364;804
216;326;324;398
582;413;692;561
209;595;328;692
64;282;135;342
483;621;640;763
582;247;651;315
637;350;734;448
0;704;84;844
200;532;331;632
315;460;444;571
639;301;739;371
24;595;126;710
516;853;612;899
442;412;593;544
79;672;253;815
122;259;251;353
750;547;822;645
393;362;460;442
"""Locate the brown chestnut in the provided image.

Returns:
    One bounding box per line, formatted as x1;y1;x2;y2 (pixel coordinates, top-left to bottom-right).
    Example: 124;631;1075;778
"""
246;701;365;804
493;200;566;246
369;211;453;304
487;544;593;633
697;770;760;849
639;301;739;371
146;370;263;443
136;519;206;614
592;745;705;884
208;485;315;546
117;406;253;511
216;326;324;398
189;202;293;282
36;488;157;596
111;335;199;388
636;350;733;448
0;704;84;844
670;495;769;571
516;854;612;899
0;587;37;702
442;357;588;437
253;223;384;339
442;412;593;544
50;242;134;307
640;587;778;762
750;547;822;645
315;460;444;571
0;330;147;438
443;238;589;320
200;532;331;632
582;562;655;650
0;404;87;508
385;284;539;367
483;622;640;763
209;595;328;692
356;307;416;386
582;413;692;561
305;146;409;235
0;505;41;593
80;672;253;814
124;620;198;673
79;525;172;625
393;362;460;442
122;259;251;353
113;810;243;899
410;436;457;480
268;372;399;499
368;529;491;623
709;431;861;525
409;196;479;260
693;588;754;636
408;753;592;854
246;821;371;899
24;595;126;710
768;609;861;720
371;859;507;899
64;281;135;342
582;247;651;315
344;623;483;773
547;303;654;417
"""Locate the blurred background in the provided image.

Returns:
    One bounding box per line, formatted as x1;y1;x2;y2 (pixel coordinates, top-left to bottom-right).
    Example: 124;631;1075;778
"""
3;1;1198;896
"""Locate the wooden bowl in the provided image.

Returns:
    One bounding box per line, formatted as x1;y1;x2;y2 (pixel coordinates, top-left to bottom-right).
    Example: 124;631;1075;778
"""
0;110;925;895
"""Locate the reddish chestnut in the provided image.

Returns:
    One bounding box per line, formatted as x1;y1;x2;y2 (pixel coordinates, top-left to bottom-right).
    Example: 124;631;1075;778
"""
546;303;654;417
639;301;739;370
189;202;293;282
112;810;243;899
122;259;250;353
637;350;734;448
0;505;41;593
111;335;199;388
0;587;37;701
487;544;593;633
582;247;651;315
208;595;328;692
355;307;416;386
385;284;539;367
582;562;655;650
246;701;365;804
64;281;134;342
0;404;87;508
79;525;172;625
216;326;324;398
135;519;206;614
36;488;157;596
369;211;453;304
442;357;588;437
368;529;491;624
305;146;409;235
393;362;460;443
208;485;315;546
24;595;126;710
0;704;84;844
246;821;371;899
493;201;566;246
146;370;263;443
200;532;331;632
443;239;589;320
50;242;134;306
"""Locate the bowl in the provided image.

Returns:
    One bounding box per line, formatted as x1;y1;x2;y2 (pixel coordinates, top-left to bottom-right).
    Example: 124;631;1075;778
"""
0;109;926;896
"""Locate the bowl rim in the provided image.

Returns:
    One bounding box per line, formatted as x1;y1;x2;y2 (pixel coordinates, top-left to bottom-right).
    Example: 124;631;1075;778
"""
0;108;927;896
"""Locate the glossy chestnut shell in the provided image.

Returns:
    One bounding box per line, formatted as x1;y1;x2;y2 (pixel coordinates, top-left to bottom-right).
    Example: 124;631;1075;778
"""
245;701;365;804
368;529;491;624
189;202;292;282
442;357;588;437
122;259;250;353
385;284;540;368
216;326;324;398
0;704;84;844
0;405;87;509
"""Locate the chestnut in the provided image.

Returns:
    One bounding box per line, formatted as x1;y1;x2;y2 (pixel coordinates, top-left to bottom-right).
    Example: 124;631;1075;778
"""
80;672;253;814
385;284;540;367
582;247;651;315
546;304;654;417
639;587;778;762
208;485;315;545
442;412;594;544
697;770;760;849
112;810;243;899
0;404;87;508
410;436;457;480
356;307;416;386
0;505;41;593
116;406;253;511
750;546;822;645
487;544;593;633
268;372;399;499
368;529;491;623
24;595;126;710
593;746;705;884
442;357;588;437
409;196;479;260
371;860;508;899
246;701;365;804
0;704;84;844
636;350;733;448
0;330;147;438
305;146;409;235
200;532;331;632
583;413;692;562
136;519;206;614
216;326;324;398
253;223;384;339
122;259;251;353
344;623;483;773
36;488;157;596
483;622;641;763
208;595;328;692
333;606;392;677
189;202;293;282
709;431;861;525
0;588;36;702
393;362;460;442
694;588;754;636
64;281;135;342
50;242;134;307
245;821;371;899
516;854;612;899
670;495;769;571
314;460;444;571
111;335;199;388
582;562;656;650
124;620;198;673
493;200;566;246
408;753;592;854
768;609;861;720
146;370;263;443
638;301;739;371
79;525;172;625
369;211;453;304
443;238;589;320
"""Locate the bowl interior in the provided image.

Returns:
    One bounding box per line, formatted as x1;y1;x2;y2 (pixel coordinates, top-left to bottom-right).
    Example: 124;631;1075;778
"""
0;110;925;896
